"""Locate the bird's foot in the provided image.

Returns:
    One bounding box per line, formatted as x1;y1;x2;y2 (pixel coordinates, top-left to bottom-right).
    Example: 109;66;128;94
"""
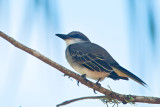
63;74;73;81
81;74;88;83
77;80;80;86
96;82;101;88
93;90;97;94
93;78;101;94
77;74;88;86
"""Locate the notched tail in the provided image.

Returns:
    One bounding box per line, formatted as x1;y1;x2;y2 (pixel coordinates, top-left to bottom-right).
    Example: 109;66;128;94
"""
111;65;148;88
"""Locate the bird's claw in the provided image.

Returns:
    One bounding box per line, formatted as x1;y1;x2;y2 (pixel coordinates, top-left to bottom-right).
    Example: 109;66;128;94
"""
77;74;88;86
93;83;101;94
93;78;101;94
81;74;88;83
77;80;80;86
93;89;97;94
96;82;101;88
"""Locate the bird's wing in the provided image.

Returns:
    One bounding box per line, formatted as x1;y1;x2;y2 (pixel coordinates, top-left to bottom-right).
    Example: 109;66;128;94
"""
68;42;114;73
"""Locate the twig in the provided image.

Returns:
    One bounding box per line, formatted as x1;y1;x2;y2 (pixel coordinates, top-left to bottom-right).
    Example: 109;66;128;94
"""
56;96;107;107
0;31;160;105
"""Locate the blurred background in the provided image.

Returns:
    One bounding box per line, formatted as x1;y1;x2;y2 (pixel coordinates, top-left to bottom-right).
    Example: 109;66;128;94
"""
0;0;160;107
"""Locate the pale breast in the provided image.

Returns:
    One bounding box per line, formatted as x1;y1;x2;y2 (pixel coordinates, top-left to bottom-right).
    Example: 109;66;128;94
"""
73;64;110;81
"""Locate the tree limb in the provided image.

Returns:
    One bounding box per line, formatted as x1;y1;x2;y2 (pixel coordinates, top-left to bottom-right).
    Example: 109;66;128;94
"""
0;31;160;105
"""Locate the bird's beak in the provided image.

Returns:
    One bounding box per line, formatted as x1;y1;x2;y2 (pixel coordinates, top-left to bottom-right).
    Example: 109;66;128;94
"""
55;34;70;40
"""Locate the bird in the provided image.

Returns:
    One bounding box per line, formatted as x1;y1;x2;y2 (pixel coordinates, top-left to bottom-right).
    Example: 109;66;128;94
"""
56;31;147;87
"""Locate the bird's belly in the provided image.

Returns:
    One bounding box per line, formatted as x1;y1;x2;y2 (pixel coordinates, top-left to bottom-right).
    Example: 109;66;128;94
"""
71;63;109;81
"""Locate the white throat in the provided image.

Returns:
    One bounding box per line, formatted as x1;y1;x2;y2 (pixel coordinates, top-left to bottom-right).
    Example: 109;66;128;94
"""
65;38;87;46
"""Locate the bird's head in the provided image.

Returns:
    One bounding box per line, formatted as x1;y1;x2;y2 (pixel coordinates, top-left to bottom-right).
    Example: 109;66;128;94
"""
56;31;90;46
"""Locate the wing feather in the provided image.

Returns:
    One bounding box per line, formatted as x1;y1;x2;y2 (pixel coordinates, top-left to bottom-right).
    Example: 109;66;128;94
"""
68;45;114;73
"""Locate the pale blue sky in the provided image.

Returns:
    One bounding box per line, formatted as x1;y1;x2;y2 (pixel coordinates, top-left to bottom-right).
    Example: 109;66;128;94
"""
0;0;160;107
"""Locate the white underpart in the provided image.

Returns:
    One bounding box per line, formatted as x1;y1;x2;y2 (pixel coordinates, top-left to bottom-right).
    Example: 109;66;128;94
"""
71;62;110;81
65;38;86;46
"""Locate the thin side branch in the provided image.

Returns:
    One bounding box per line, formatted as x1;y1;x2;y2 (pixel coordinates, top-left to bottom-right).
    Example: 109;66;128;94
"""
0;31;160;105
56;96;107;107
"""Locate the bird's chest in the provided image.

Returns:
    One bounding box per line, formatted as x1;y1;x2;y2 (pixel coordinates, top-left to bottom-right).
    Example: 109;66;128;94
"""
65;48;85;74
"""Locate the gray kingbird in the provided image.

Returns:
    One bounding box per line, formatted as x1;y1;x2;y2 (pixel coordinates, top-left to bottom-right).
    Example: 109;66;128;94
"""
56;31;147;87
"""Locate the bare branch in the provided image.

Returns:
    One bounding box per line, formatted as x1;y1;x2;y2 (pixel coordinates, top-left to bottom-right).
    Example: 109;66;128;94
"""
56;96;107;107
0;31;160;105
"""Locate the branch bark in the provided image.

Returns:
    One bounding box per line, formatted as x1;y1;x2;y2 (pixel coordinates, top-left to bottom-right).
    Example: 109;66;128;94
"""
0;31;160;105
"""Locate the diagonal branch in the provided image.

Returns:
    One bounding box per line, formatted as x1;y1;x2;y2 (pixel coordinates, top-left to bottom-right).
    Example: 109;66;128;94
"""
0;31;160;105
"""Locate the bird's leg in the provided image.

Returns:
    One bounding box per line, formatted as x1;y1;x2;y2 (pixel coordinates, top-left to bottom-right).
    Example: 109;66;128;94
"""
96;78;101;87
93;78;101;94
77;74;88;86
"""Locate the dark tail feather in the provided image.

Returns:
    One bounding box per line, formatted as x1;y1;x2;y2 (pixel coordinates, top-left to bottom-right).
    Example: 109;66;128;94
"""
108;71;129;80
113;65;148;87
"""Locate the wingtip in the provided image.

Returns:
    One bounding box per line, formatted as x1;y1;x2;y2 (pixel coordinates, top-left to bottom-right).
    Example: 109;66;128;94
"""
141;82;150;89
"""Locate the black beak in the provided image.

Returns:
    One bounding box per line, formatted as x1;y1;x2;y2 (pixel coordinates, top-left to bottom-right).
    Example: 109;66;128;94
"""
55;34;70;40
